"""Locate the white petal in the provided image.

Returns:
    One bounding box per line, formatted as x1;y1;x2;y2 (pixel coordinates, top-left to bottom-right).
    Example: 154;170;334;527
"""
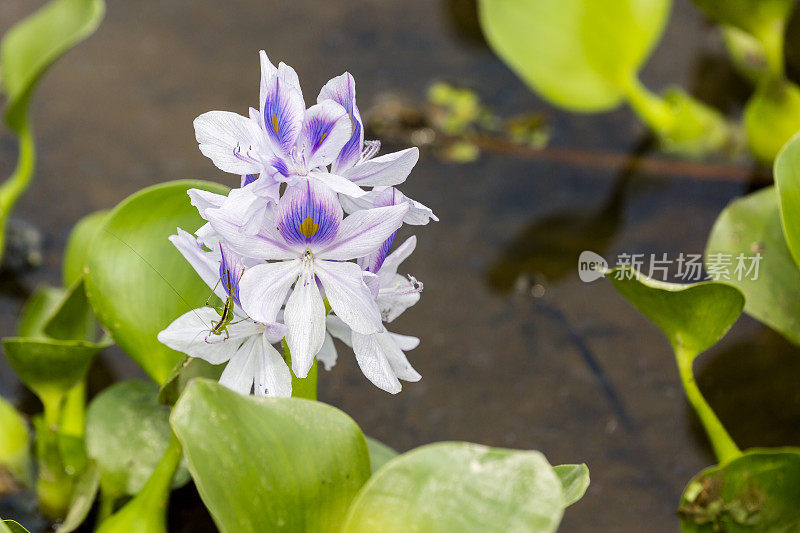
378;331;421;382
378;236;416;279
284;263;326;378
351;331;402;394
378;273;421;322
310;171;367;198
157;307;259;365
239;260;301;323
317;333;338;371
319;204;409;261
389;331;420;351
169;229;226;301
259;51;305;156
218;336;259;394
188;188;226;218
253;335;293;397
315;260;382;335
362;271;380;299
340;147;419;186
325;315;353;347
206;208;298;260
194;111;264;175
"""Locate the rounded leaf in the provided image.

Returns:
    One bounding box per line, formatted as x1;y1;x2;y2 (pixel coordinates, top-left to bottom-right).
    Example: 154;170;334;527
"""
84;180;228;384
343;442;566;533
63;210;109;287
477;0;671;112
744;79;800;163
85;381;188;499
706;186;800;345
170;380;371;533
679;448;800;531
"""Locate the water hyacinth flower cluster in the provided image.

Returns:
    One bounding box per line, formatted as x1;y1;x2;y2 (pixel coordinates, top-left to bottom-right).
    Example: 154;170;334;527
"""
158;51;437;396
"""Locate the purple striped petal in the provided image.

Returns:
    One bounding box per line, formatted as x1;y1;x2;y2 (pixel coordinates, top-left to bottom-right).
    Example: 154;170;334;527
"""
259;51;305;156
276;179;342;249
298;101;352;170
219;243;245;306
318;73;364;173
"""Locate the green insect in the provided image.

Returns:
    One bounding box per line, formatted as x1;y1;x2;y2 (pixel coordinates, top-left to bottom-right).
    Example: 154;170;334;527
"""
205;265;246;342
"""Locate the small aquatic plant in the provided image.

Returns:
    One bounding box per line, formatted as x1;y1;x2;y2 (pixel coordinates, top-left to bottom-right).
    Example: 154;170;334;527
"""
0;52;588;532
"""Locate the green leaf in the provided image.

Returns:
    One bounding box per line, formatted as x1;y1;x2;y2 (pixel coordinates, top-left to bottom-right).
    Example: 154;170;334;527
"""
608;268;744;356
3;337;107;410
554;464;590;507
774;130;800;269
56;461;100;533
1;521;30;533
0;396;31;489
366;437;399;474
170;380;370;533
477;0;671;112
1;0;105;130
43;278;96;342
744;79;800;163
679;448;800;531
705;186;800;345
63;210;109;287
94;434;182;533
86;381;189;499
607;268;743;462
17;285;66;338
342;442;566;533
691;0;792;72
84;180;228;384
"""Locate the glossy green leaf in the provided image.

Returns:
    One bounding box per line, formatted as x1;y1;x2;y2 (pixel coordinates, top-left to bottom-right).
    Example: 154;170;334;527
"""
774;130;800;269
1;0;105;130
3;338;106;409
477;0;671;112
56;461;100;533
0;521;30;533
63;210;109;287
744;79;800;163
608;268;743;462
17;285;64;338
0;396;31;489
366;437;399;474
679;448;800;531
95;434;182;533
84;180;228;384
554;464;590;507
170;380;370;533
342;442;566;533
86;381;188;499
706;186;800;345
608;268;744;357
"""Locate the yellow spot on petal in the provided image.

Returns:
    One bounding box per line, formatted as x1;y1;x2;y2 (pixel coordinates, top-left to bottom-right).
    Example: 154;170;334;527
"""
299;215;319;238
272;112;280;134
319;132;328;143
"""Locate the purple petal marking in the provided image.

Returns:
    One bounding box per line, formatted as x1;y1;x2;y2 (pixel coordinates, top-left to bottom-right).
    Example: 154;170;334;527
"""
219;243;245;306
364;230;398;273
242;174;258;186
298;101;352;170
276;179;343;248
318;73;365;172
259;51;304;156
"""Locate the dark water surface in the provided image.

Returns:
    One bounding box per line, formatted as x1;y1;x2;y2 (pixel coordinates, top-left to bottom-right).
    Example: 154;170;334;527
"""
2;0;800;531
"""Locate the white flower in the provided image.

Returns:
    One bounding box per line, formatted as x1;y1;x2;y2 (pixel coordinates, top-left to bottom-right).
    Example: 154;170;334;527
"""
205;178;409;379
157;231;292;396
